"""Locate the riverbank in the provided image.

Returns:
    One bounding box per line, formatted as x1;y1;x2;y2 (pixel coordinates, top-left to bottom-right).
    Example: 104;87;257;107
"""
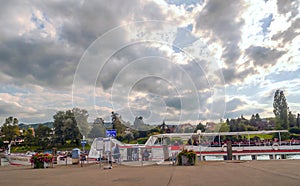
1;160;300;185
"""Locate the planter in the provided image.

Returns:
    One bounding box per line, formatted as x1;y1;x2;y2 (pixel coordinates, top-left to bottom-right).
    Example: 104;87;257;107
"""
177;149;196;166
180;155;195;166
30;153;53;169
34;161;44;169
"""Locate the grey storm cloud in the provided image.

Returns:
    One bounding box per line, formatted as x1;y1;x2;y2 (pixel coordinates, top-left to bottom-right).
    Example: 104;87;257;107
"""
195;0;246;65
226;98;247;112
0;38;77;88
1;0;298;124
271;18;300;46
0;0;169;90
272;0;299;46
245;46;286;67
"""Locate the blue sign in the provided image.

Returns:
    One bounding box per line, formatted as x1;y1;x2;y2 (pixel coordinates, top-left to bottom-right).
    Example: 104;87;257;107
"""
81;140;87;144
106;129;116;137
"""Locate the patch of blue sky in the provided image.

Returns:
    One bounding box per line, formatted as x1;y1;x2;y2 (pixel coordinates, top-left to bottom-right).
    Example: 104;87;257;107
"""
259;14;273;36
0;84;29;94
166;0;204;11
225;84;262;99
166;0;204;6
172;25;197;53
287;93;300;105
31;13;45;30
265;68;300;83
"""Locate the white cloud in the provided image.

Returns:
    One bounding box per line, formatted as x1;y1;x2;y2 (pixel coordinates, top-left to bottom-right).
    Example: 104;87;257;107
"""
0;0;299;124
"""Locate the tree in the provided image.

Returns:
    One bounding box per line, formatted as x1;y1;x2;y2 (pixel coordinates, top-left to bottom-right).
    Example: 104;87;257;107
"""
53;110;82;146
273;89;288;129
297;114;300;128
249;114;256;126
219;123;230;132
288;111;296;128
23;128;35;146
35;124;51;149
124;133;134;143
72;108;90;138
111;112;126;135
255;113;261;121
194;122;205;133
1;116;20;144
53;111;66;145
88;118;106;138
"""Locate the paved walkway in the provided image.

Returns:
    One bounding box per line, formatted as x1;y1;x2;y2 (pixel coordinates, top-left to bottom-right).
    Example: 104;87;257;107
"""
0;160;300;186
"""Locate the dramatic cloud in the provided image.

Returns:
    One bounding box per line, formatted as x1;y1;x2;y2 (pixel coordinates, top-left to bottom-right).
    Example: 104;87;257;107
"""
0;0;299;125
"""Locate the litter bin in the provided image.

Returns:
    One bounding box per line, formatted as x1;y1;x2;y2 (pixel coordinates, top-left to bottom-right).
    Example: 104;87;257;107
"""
72;148;80;164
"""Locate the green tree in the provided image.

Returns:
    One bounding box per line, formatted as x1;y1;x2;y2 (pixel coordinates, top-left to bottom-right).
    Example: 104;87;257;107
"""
250;114;256;126
23;128;35;146
53;111;66;145
124;133;134;143
111;112;127;135
219;123;230;132
64;110;82;145
72;108;90;138
194;122;206;133
255;113;261;121
88;118;106;138
1;116;20;144
297;114;300;128
35;124;51;149
53;110;82;146
288;111;296;128
273;89;288;129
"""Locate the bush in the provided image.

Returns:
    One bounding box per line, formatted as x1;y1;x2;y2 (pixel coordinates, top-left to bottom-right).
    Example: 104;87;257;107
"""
289;127;300;134
137;137;148;144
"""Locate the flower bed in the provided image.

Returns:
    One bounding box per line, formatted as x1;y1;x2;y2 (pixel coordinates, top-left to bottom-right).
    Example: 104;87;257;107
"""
30;153;53;168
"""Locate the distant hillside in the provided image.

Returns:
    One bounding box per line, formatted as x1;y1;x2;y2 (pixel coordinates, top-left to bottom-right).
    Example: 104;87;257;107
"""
18;122;54;130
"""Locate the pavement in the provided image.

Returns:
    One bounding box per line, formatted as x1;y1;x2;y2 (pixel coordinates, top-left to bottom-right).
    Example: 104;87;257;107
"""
0;160;300;186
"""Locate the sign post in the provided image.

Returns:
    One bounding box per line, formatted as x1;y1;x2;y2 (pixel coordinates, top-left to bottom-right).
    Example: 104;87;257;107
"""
106;129;116;137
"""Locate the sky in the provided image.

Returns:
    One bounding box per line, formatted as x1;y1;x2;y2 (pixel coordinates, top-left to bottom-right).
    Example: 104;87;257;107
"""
0;0;299;125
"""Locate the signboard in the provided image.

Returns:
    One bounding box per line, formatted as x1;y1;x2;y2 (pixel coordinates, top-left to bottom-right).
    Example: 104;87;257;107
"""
81;140;87;144
106;129;117;137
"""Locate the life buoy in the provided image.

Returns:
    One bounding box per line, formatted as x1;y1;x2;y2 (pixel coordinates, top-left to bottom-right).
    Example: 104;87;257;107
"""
272;143;279;150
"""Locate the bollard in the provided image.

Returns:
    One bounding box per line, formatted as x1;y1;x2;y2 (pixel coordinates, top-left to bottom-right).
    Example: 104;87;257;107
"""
227;141;233;160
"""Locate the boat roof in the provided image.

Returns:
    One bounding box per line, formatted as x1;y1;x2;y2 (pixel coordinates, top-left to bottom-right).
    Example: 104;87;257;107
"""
150;130;289;138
